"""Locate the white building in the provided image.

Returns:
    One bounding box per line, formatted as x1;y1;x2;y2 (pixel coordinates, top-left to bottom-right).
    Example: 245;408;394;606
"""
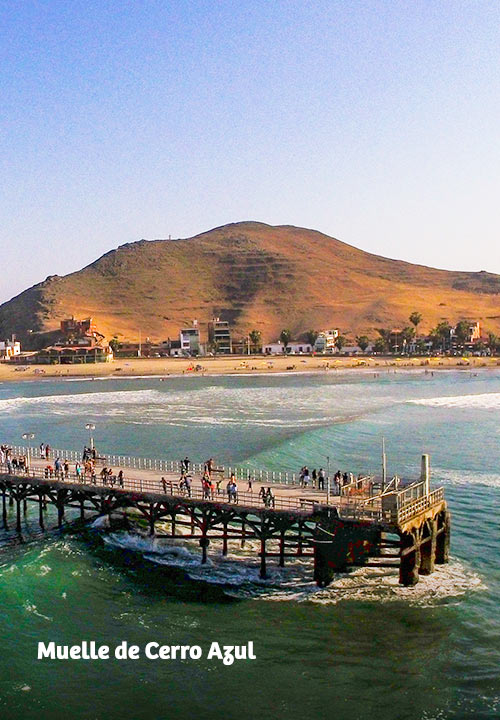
263;341;312;355
0;338;21;359
314;329;339;354
180;321;201;355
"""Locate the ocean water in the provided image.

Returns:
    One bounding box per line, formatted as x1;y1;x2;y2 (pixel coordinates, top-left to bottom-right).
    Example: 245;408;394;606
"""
0;369;499;720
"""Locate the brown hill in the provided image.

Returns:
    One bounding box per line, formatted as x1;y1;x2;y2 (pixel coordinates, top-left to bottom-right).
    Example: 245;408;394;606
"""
2;221;500;347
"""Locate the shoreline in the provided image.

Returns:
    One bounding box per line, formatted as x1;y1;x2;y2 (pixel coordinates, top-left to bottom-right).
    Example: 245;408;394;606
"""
1;354;499;383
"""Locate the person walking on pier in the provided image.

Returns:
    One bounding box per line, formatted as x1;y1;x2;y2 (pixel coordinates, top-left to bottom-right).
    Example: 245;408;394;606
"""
318;468;325;490
266;487;275;508
205;457;214;476
227;475;238;503
312;468;317;488
302;468;310;488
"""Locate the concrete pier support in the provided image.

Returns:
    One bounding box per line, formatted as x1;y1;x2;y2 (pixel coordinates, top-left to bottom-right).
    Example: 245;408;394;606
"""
16;497;22;533
200;536;209;564
222;521;228;556
2;488;7;527
260;538;267;578
149;504;155;536
39;493;45;530
57;503;64;528
279;530;285;567
399;531;421;586
419;518;437;575
436;511;451;564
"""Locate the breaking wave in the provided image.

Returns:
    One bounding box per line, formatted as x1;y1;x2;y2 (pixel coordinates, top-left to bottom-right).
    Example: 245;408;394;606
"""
410;392;500;410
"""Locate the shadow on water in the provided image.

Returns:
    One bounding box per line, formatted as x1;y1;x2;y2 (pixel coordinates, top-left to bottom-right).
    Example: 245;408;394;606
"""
0;506;238;604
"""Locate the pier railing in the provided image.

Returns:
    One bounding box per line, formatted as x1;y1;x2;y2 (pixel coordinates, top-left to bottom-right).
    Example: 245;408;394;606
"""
396;487;445;524
0;464;321;514
10;445;316;488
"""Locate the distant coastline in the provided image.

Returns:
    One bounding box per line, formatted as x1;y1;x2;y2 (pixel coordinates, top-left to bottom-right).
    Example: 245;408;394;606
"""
1;354;498;382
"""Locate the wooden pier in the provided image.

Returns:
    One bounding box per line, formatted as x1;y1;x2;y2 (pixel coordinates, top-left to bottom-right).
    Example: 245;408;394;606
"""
0;452;450;587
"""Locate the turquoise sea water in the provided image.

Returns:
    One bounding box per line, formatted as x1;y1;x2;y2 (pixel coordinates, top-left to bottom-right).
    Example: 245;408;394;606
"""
0;370;499;720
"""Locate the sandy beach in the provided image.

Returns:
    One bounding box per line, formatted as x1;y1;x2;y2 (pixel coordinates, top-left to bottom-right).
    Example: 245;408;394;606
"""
0;353;498;382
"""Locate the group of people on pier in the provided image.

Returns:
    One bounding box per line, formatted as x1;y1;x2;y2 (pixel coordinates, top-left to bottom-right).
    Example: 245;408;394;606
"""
298;465;363;494
0;446;30;475
299;466;327;489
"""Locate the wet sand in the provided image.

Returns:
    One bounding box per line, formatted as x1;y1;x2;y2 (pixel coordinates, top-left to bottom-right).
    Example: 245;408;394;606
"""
0;354;498;382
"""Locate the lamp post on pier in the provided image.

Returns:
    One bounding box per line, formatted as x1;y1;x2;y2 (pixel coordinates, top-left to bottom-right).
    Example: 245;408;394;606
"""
85;423;96;451
326;455;331;504
22;432;35;473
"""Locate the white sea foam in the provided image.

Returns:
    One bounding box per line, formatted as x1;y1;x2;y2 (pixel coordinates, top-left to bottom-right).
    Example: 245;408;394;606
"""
101;530;485;606
410;392;500;410
0;382;394;429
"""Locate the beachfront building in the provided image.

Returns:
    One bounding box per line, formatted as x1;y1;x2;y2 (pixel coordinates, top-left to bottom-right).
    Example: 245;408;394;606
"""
180;321;201;355
208;318;232;354
0;338;21;360
313;329;339;354
24;345;113;364
263;341;313;355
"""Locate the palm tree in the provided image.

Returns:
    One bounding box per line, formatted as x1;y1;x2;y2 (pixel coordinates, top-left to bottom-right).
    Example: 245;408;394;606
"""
306;330;318;346
400;326;416;354
279;329;292;351
376;328;392;352
430;321;451;352
335;335;347;353
409;312;422;331
454;320;470;351
488;332;499;355
356;335;370;353
248;330;262;352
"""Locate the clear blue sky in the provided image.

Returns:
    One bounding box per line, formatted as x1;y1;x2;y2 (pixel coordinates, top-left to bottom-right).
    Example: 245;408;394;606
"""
1;0;499;303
